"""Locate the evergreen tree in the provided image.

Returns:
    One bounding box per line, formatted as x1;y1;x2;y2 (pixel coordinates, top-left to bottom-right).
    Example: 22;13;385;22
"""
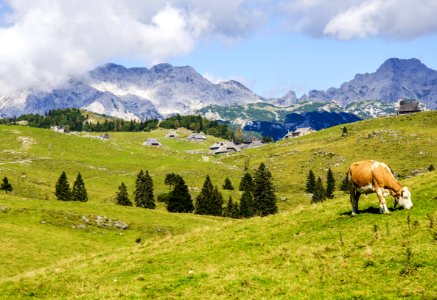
253;163;277;216
239;189;254;218
223;177;234;190
167;175;194;213
223;196;234;218
306;170;316;193
326;168;335;199
134;170;155;209
71;172;88;202
115;182;132;206
164;173;178;190
312;177;326;203
239;173;253;192
143;171;155;209
195;175;214;215
134;170;145;206
340;175;349;192
0;177;12;194
224;196;240;219
231;200;240;219
195;176;224;216
55;171;70;201
211;186;224;216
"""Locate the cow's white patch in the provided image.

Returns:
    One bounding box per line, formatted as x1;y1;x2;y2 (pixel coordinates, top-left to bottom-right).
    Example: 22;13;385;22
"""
356;183;375;194
371;161;391;173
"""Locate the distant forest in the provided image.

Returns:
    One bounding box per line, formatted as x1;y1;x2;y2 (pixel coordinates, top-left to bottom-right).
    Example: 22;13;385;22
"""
0;108;239;140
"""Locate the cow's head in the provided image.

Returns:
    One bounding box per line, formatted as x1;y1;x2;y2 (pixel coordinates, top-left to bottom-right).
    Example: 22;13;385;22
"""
395;187;413;209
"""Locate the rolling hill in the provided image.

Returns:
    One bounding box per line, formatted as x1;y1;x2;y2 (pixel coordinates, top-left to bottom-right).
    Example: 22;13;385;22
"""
0;111;436;298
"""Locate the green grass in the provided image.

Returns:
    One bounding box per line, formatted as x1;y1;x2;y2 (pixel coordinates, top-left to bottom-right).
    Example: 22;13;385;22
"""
0;111;436;298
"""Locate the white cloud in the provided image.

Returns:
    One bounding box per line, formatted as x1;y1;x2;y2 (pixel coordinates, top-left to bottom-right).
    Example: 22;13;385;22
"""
1;0;437;95
279;0;437;40
0;0;264;94
324;0;437;40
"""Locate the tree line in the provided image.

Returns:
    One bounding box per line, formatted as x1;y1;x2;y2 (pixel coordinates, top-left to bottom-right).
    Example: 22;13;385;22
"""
115;162;278;218
0;108;159;132
0;108;239;140
159;114;236;141
4;163;351;212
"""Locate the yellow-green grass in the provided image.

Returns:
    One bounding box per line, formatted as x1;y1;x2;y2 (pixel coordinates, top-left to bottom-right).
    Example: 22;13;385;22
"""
0;111;436;298
0;172;435;299
223;111;436;206
0;126;240;203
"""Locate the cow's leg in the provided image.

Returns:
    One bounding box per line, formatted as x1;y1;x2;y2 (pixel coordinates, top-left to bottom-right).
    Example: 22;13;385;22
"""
376;188;390;214
350;190;360;216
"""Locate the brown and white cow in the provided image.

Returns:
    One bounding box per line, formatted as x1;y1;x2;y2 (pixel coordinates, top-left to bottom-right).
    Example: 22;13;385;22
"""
347;160;413;215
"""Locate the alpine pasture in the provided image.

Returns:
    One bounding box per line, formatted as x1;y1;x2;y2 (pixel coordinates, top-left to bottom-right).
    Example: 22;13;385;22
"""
0;111;436;299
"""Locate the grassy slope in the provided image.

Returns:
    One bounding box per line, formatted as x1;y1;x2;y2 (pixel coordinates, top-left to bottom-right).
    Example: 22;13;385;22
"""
0;111;436;298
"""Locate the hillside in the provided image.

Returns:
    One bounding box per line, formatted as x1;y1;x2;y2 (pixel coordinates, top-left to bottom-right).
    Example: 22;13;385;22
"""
0;112;436;298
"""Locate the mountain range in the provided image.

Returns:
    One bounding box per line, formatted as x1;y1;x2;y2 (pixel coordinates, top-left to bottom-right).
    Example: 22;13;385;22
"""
0;58;435;122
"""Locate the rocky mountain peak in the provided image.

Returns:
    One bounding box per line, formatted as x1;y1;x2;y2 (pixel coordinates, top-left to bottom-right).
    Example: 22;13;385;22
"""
376;58;428;74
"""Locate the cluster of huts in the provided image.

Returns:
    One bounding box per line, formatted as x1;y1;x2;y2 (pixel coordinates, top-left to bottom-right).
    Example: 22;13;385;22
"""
139;126;318;155
84;98;423;155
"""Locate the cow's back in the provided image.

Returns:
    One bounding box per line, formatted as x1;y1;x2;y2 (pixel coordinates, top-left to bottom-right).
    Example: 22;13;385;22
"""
348;160;375;188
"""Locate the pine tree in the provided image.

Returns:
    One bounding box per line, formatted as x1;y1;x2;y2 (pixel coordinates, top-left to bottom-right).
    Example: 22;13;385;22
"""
312;177;326;203
223;196;234;218
223;177;234;190
71;172;88;202
195;175;214;215
306;170;316;193
239;189;254;218
134;170;145;207
0;177;12;194
143;171;155;209
134;170;155;209
231;200;240;219
239;173;253;192
167;175;194;213
340;175;349;192
55;171;71;201
326;168;335;199
211;186;224;216
164;173;178;190
116;182;132;206
253;163;277;216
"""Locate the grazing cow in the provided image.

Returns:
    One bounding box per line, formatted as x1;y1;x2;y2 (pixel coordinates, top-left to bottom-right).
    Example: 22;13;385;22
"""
347;160;413;215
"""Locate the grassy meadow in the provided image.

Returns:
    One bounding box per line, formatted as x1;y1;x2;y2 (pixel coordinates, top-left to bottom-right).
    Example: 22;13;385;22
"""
0;111;436;298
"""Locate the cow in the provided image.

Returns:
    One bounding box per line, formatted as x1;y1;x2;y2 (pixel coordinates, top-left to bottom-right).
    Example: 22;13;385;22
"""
347;160;413;215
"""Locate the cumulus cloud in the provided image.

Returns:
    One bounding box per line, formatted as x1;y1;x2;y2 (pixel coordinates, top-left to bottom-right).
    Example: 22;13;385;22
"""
0;0;264;94
324;0;437;39
1;0;437;94
279;0;437;40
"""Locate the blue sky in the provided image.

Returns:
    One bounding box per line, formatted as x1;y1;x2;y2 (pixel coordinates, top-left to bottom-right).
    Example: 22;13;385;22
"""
169;32;437;98
1;0;437;97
